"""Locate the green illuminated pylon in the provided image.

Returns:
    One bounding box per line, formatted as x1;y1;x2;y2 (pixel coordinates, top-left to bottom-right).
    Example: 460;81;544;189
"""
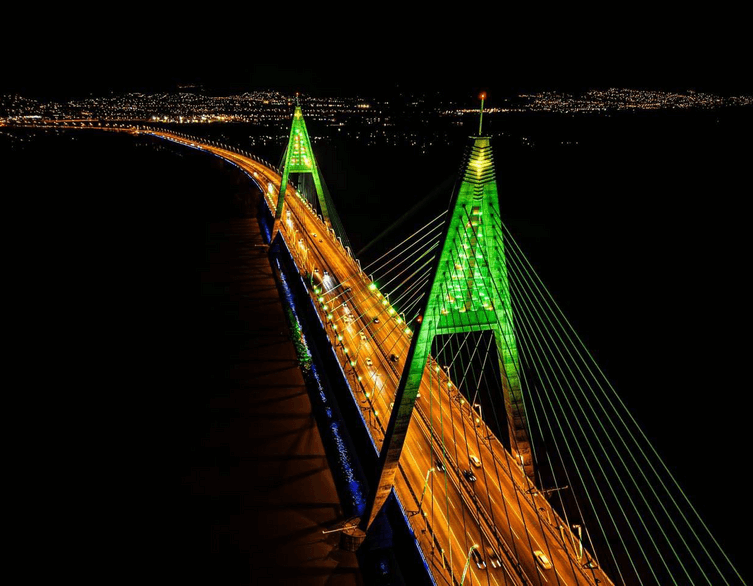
272;104;330;238
361;118;533;531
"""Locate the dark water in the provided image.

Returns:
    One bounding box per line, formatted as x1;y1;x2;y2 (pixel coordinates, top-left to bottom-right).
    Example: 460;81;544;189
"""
2;106;750;581
1;128;263;581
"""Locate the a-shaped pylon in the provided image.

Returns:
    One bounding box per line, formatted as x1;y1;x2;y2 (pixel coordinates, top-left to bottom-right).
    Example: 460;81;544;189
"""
362;117;534;530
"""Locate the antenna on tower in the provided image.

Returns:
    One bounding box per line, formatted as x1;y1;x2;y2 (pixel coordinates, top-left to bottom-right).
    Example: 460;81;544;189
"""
478;92;486;136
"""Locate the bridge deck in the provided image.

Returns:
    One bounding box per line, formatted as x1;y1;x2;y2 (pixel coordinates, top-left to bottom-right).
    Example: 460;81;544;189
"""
154;129;611;586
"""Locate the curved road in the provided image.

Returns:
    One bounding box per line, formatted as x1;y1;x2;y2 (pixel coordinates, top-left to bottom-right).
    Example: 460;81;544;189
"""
146;129;614;586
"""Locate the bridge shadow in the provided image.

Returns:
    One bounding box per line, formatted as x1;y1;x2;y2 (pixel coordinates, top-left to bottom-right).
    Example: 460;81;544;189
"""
171;159;363;586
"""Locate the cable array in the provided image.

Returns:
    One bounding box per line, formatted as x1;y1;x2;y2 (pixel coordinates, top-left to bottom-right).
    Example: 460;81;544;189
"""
370;192;745;585
495;215;744;585
270;115;743;584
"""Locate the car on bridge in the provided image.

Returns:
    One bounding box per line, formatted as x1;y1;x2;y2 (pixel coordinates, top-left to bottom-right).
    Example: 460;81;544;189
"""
471;547;486;569
469;454;482;468
486;548;502;568
463;469;477;482
534;550;552;570
365;357;373;367
389;353;399;363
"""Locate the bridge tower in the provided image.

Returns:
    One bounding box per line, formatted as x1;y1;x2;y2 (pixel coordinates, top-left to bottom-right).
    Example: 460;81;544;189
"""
272;99;332;239
361;95;534;531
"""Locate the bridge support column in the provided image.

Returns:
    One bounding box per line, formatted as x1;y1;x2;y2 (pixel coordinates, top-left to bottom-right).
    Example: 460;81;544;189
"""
340;520;367;552
272;104;332;243
361;131;537;532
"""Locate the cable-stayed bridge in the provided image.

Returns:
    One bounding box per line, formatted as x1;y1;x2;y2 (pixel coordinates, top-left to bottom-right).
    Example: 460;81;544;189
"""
16;111;744;585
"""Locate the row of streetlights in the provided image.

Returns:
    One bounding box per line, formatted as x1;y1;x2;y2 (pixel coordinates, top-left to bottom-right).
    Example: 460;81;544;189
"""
278;183;595;583
211;131;602;585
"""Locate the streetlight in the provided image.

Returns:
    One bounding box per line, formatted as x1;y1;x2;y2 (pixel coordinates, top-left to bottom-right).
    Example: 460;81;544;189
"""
572;524;583;561
472;403;482;427
473;403;494;440
414;467;435;514
538;506;552;524
460;544;479;585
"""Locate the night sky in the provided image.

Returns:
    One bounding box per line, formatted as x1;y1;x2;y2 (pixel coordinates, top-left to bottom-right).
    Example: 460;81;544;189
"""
3;8;751;99
3;11;750;584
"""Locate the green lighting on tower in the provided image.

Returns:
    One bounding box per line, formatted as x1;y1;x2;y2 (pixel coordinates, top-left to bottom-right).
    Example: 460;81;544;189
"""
273;100;331;238
361;94;534;531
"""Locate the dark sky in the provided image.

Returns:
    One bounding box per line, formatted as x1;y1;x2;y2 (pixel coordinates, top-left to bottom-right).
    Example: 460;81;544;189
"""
3;8;750;99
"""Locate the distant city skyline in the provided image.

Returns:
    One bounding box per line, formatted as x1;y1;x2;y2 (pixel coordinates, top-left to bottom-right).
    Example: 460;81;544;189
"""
3;86;750;123
4;64;749;102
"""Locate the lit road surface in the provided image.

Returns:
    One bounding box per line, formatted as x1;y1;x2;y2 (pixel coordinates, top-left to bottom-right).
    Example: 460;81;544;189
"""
147;130;613;586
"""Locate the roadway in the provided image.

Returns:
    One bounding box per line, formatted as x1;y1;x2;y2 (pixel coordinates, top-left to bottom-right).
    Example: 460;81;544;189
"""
145;130;614;586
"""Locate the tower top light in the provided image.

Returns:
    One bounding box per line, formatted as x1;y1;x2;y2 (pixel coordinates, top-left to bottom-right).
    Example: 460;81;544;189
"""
478;92;486;136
